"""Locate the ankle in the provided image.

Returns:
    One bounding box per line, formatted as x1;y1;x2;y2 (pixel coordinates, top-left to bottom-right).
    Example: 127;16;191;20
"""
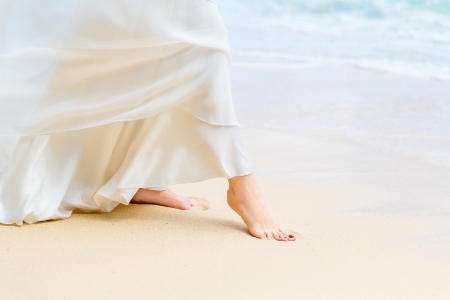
228;173;253;188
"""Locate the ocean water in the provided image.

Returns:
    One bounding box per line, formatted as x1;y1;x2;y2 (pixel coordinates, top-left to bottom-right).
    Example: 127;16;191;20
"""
219;0;450;81
218;0;450;168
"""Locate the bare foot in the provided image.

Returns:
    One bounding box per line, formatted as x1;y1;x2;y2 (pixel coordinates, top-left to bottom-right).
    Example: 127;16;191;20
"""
227;174;295;241
131;189;193;210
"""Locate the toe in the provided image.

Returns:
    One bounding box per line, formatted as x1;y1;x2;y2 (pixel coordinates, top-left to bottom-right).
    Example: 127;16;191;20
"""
250;229;267;240
271;232;281;241
271;231;285;241
278;229;295;241
179;202;192;210
265;232;274;240
182;198;194;210
277;230;289;240
279;228;290;236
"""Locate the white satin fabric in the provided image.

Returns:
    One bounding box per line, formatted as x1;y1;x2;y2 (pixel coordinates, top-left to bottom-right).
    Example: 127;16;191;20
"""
0;0;251;225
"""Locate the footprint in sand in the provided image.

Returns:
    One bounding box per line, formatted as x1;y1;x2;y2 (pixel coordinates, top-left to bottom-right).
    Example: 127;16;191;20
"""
187;197;210;211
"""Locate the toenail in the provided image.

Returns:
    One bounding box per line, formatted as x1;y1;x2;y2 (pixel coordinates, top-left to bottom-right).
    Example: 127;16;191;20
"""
289;235;294;238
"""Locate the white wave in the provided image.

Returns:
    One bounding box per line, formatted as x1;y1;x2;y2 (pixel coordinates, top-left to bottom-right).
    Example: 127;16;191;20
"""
219;0;450;81
232;50;450;81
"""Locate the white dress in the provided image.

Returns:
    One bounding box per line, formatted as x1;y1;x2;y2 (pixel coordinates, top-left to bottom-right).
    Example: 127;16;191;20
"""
0;0;251;225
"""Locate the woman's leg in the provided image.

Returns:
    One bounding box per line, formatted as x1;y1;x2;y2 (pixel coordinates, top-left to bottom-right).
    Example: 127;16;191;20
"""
227;174;295;241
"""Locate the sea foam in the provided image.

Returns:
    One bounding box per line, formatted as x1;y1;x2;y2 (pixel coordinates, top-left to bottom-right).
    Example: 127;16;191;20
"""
219;0;450;81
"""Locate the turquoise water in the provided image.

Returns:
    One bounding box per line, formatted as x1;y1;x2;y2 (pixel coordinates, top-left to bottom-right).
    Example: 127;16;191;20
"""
222;0;450;15
219;0;450;81
219;0;450;168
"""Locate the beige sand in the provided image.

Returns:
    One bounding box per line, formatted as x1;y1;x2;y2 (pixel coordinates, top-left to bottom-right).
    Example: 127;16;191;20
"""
1;128;449;299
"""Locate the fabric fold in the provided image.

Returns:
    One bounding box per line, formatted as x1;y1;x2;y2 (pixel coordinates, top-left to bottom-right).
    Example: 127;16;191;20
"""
0;0;236;136
0;108;251;225
0;0;252;225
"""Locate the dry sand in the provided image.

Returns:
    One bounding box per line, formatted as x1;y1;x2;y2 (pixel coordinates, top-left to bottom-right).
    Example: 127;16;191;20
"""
1;128;449;299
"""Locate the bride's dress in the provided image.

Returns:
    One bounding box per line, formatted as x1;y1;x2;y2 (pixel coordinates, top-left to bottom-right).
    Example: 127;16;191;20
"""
0;0;251;225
